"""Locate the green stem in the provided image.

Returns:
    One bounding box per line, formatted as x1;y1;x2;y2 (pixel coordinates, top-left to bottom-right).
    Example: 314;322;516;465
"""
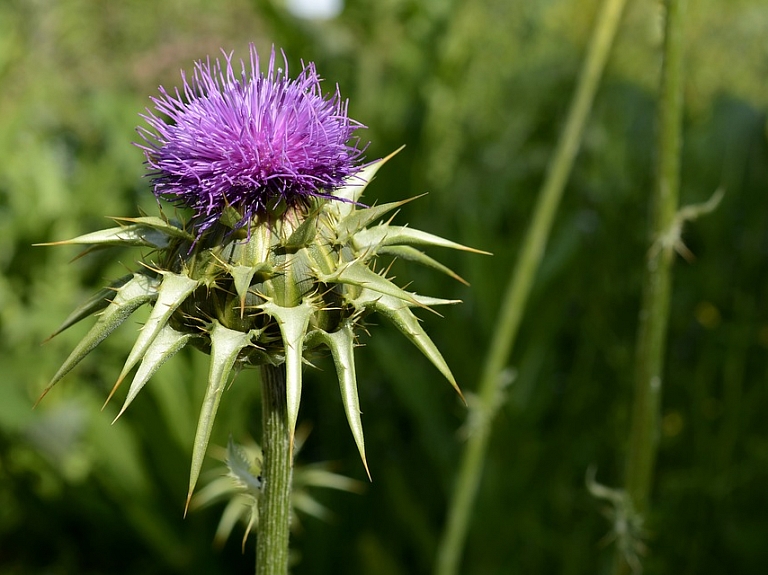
614;0;686;573
434;1;627;574
256;363;293;575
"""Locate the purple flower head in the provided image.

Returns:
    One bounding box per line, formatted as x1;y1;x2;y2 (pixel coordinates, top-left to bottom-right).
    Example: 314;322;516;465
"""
136;45;366;234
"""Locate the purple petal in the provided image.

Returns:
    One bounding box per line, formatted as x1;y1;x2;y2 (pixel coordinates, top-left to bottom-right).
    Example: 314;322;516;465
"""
136;45;366;235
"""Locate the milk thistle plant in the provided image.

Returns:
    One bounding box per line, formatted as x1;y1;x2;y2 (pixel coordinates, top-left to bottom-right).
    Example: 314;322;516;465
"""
40;45;481;574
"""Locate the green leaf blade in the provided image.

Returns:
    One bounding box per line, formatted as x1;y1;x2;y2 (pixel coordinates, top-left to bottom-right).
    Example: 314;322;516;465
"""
354;225;490;255
332;147;404;207
45;273;134;340
186;321;253;510
313;324;370;479
115;324;193;420
356;289;464;402
320;261;421;307
260;301;314;452
336;197;415;240
112;272;200;396
378;244;469;285
37;273;159;403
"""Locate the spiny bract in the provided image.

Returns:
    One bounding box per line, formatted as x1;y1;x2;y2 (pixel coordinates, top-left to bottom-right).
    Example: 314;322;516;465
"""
41;153;484;500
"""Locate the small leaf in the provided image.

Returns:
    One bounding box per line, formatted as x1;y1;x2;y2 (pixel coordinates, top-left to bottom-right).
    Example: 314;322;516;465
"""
109;272;200;402
354;225;491;255
217;206;244;229
292;492;332;521
36;220;182;250
355;289;464;402
226;437;263;494
187;322;254;511
333;146;405;208
190;477;234;510
318;261;422;308
44;274;133;341
114;324;193;420
336;197;419;240
259;301;314;452
409;293;462;307
309;323;370;479
298;465;363;492
283;213;318;249
377;244;469;285
227;263;272;317
37;274;159;404
110;216;194;240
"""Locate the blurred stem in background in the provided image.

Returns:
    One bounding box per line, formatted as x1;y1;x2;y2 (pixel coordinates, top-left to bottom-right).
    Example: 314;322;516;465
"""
256;364;293;575
434;0;628;573
613;0;687;573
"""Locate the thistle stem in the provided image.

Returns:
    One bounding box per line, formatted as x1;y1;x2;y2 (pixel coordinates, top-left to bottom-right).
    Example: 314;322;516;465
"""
434;1;627;574
613;0;686;572
256;364;293;575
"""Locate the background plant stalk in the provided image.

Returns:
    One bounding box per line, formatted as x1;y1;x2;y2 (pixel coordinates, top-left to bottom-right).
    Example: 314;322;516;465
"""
614;0;687;573
434;0;628;573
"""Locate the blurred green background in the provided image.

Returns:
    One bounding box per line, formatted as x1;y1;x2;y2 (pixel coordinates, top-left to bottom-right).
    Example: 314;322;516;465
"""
2;0;768;573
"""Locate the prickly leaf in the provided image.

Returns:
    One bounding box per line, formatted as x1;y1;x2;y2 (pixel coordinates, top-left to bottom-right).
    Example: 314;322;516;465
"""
187;322;254;509
38;274;159;402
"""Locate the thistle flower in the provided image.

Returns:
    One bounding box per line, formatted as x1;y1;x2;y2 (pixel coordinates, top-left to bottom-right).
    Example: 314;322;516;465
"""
136;45;365;235
40;46;486;504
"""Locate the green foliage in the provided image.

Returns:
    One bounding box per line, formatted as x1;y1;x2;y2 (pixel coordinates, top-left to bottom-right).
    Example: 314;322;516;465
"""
1;0;768;574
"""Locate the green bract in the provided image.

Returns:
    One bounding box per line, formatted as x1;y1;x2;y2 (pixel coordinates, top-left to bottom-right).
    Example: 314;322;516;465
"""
41;152;485;499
